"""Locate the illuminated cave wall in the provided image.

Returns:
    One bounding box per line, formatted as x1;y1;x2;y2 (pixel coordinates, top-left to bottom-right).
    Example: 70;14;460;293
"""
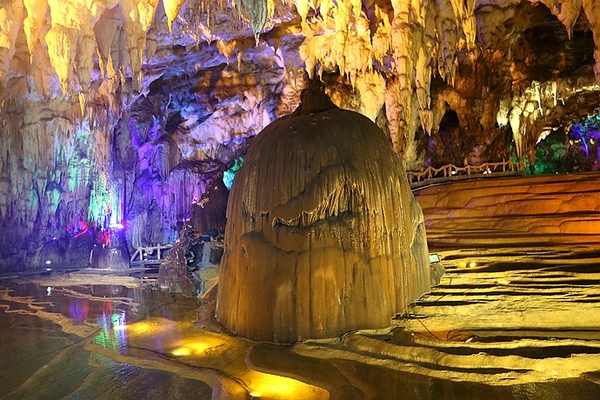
0;42;298;270
3;0;600;269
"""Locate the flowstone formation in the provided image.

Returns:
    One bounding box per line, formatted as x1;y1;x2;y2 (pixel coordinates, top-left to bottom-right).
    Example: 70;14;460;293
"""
216;85;431;343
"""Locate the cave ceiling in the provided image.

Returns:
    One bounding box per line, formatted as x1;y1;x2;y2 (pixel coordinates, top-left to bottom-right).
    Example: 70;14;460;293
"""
1;0;600;265
1;0;600;163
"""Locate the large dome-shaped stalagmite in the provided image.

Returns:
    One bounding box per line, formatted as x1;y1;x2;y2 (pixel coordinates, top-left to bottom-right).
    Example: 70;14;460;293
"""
216;85;431;343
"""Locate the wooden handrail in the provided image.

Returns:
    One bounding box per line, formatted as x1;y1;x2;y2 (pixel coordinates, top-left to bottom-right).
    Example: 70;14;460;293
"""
130;244;173;262
407;160;520;185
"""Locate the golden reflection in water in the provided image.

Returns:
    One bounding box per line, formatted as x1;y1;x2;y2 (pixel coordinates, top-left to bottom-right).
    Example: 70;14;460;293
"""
95;317;329;399
171;339;220;356
244;370;329;399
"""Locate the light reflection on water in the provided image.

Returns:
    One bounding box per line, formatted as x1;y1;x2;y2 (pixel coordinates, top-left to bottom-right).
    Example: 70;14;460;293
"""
1;281;600;400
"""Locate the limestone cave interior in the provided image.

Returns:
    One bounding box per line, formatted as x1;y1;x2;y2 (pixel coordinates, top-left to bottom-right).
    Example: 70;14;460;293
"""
2;0;600;398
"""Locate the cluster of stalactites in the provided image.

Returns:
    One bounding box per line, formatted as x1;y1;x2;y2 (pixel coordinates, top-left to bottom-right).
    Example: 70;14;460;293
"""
501;74;600;169
128;169;205;249
501;0;600;170
291;0;477;161
506;80;558;167
0;0;257;104
0;0;174;105
535;0;600;82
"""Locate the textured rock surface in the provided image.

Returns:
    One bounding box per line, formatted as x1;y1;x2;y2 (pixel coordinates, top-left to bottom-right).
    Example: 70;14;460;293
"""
216;87;430;343
414;172;600;249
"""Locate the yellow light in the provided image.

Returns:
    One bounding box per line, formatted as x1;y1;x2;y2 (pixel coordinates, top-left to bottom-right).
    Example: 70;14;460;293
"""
128;321;159;334
187;341;214;354
245;372;328;400
172;347;191;356
169;337;225;357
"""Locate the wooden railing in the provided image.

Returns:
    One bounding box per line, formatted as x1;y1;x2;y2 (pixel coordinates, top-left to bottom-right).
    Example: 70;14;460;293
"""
130;244;172;267
407;160;521;187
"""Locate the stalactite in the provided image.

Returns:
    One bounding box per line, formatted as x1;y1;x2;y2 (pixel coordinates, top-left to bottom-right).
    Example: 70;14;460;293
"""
355;71;385;122
120;0;159;92
76;25;97;113
582;0;600;84
384;76;405;155
239;0;273;45
45;25;76;95
94;6;120;82
163;0;187;32
371;5;392;65
216;39;237;64
464;0;476;48
22;0;48;58
436;0;458;85
131;211;148;249
552;0;582;39
0;0;25;86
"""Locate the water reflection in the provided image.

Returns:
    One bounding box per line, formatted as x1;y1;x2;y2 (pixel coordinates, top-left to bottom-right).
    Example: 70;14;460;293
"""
68;296;89;324
1;281;600;400
95;309;128;353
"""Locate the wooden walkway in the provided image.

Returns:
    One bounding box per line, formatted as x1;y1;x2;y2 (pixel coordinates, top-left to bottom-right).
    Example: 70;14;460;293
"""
73;244;174;281
125;244;172;281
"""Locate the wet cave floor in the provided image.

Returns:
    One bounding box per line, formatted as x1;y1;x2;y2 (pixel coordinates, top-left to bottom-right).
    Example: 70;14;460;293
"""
3;175;600;400
2;246;600;399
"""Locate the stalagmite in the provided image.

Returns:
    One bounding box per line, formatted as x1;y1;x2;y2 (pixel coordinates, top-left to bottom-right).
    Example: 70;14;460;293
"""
216;84;431;343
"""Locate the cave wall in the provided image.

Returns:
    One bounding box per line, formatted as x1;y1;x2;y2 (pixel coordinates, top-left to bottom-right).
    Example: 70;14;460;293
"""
2;0;600;269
